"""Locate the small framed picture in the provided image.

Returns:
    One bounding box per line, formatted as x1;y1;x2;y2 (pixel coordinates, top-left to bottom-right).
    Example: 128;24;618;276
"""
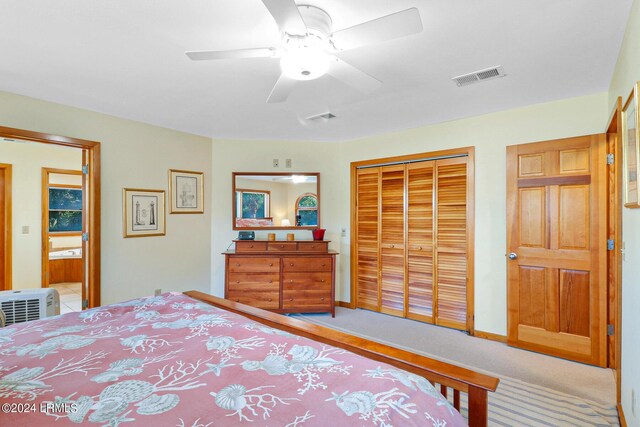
123;188;166;238
169;169;204;214
623;82;640;208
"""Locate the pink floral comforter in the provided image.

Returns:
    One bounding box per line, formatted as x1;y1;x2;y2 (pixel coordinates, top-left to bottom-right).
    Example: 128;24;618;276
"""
0;293;466;426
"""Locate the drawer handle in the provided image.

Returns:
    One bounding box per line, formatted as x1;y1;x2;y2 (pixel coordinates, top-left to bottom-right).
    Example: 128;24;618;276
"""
290;263;294;267
290;280;293;283
311;245;315;248
269;263;273;267
235;299;239;302
236;281;240;284
250;244;254;248
268;298;272;302
321;297;325;301
280;245;284;248
321;264;326;267
236;264;240;267
321;279;325;283
269;280;273;284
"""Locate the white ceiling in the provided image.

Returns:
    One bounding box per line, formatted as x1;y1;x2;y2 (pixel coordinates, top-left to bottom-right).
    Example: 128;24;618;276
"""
0;0;632;142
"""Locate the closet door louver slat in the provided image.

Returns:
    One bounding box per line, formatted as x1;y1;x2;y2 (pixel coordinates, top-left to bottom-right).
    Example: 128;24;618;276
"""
435;158;468;330
407;162;435;322
380;165;405;316
356;168;380;311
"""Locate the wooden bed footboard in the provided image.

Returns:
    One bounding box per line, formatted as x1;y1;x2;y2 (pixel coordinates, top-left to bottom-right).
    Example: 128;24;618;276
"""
185;291;499;427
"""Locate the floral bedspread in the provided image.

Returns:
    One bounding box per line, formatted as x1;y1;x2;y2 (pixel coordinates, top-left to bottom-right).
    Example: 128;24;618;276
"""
0;292;466;427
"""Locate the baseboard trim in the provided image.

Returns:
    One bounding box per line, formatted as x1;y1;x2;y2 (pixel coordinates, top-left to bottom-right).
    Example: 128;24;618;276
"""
474;330;508;343
617;403;627;427
336;301;353;309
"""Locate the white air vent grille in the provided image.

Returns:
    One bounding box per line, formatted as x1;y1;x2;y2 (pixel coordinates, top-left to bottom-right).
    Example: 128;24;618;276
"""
1;298;41;325
452;66;506;87
306;112;336;121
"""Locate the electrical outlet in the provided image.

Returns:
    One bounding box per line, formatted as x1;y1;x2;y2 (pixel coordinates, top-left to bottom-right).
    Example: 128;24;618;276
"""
341;228;346;237
633;388;637;417
285;159;292;168
154;289;162;297
21;226;29;234
273;159;280;168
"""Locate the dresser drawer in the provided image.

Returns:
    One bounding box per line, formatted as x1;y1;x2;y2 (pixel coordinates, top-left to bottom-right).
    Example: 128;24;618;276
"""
297;242;328;252
228;290;279;310
235;241;267;252
228;273;279;288
228;257;280;273
267;242;297;252
283;272;332;290
282;289;331;310
283;257;332;272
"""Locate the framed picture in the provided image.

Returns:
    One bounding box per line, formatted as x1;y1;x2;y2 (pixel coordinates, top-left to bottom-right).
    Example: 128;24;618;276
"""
169;169;204;214
623;82;640;208
123;188;166;238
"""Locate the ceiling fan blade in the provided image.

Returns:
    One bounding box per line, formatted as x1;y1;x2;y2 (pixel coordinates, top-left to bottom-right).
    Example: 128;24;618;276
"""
328;57;382;93
331;8;423;51
262;0;307;35
185;47;279;61
266;74;297;103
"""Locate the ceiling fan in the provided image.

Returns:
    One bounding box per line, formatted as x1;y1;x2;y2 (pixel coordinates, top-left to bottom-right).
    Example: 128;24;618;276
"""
186;0;423;103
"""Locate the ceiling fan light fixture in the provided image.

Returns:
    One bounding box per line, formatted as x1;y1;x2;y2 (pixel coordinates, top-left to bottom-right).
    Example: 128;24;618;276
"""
280;47;330;81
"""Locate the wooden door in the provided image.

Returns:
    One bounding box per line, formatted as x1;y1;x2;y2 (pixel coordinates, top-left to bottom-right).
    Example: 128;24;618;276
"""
81;151;88;310
435;158;469;330
406;161;435;322
0;164;10;291
506;135;607;366
355;168;380;311
379;165;405;316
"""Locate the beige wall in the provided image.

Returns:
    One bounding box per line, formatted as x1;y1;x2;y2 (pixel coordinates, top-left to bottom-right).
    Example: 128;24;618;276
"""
0;91;212;305
0;140;82;288
608;0;640;423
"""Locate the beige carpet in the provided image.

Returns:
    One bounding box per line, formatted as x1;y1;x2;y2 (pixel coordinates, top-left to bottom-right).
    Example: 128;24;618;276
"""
293;307;618;426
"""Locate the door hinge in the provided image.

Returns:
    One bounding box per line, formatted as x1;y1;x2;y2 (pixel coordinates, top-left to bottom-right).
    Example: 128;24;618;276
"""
82;164;89;174
607;154;614;165
607;239;615;251
82;232;89;242
82;300;89;309
607;324;615;336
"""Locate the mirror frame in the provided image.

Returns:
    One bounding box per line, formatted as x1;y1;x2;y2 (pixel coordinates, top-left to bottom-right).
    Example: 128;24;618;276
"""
232;172;321;230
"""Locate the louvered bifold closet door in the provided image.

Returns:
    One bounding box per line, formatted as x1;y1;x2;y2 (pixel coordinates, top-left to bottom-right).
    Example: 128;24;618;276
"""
406;162;435;322
379;165;406;316
435;158;469;330
356;168;380;311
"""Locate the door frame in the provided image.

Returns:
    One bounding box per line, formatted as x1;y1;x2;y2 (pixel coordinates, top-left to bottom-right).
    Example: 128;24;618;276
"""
41;168;83;289
350;146;475;333
0;163;11;291
0;126;101;308
606;97;623;405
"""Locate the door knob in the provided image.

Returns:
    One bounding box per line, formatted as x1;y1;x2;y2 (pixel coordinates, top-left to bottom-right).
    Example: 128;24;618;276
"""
508;252;518;260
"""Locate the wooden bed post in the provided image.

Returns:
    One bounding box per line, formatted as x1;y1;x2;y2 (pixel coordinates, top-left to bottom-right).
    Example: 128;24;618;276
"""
467;385;489;427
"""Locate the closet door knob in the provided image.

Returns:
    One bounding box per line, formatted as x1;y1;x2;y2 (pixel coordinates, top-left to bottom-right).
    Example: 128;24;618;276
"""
508;252;518;260
390;244;395;248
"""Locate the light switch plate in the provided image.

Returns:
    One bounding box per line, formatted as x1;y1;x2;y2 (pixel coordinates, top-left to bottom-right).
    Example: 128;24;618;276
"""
273;159;280;167
285;159;292;168
22;226;29;234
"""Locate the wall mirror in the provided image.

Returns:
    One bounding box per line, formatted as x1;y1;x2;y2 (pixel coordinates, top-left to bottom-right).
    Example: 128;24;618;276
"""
232;172;320;230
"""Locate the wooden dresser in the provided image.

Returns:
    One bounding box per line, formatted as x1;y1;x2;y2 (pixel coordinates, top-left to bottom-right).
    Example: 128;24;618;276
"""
224;240;337;316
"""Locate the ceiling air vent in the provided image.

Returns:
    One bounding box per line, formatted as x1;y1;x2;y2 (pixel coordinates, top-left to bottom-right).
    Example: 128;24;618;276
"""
452;66;506;87
306;112;336;121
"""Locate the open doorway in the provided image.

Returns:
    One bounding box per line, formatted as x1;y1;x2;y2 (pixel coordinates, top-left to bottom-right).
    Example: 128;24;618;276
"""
0;125;100;312
42;168;84;313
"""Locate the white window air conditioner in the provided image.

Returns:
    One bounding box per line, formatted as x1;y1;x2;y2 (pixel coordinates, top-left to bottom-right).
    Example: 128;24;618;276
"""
0;288;60;325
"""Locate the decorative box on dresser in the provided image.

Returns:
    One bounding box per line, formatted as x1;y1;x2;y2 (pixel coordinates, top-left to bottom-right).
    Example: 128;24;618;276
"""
224;240;337;317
